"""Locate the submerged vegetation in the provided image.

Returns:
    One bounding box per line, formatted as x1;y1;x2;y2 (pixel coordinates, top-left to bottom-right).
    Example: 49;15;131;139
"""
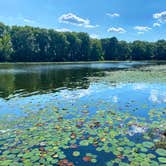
0;22;166;62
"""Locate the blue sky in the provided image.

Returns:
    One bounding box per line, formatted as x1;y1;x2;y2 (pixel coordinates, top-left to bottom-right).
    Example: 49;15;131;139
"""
0;0;165;41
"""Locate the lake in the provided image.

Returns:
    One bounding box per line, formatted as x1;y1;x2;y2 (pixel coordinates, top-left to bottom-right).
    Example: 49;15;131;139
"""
0;62;166;166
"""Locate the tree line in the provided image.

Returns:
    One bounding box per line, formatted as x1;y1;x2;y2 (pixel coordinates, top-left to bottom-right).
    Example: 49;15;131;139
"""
0;22;165;62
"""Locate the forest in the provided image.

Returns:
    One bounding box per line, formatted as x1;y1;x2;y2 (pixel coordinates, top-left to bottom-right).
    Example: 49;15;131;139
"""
0;22;165;62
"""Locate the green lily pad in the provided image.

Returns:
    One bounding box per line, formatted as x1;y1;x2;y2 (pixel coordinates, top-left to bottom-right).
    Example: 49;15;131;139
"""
91;158;97;163
142;141;154;148
79;140;89;146
158;157;166;163
156;148;166;157
72;151;80;157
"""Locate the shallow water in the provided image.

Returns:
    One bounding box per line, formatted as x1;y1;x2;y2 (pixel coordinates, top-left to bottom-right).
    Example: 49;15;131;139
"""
0;62;166;166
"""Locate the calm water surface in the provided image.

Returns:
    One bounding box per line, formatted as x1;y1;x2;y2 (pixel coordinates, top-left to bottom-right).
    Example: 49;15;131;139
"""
0;62;166;166
0;61;165;115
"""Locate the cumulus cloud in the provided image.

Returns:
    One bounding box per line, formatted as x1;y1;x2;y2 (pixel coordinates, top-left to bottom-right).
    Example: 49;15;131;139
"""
134;26;151;32
107;27;126;33
59;13;98;28
153;11;166;23
106;13;120;17
153;22;161;27
55;28;71;32
59;13;89;25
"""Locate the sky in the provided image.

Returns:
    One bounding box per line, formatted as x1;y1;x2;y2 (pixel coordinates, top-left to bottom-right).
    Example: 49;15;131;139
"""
0;0;166;41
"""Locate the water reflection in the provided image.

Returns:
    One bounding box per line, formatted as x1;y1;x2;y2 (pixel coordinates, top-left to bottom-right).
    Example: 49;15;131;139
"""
0;62;149;99
0;67;93;99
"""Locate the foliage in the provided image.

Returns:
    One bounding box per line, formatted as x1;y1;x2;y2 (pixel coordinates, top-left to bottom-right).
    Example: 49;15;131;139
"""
0;22;165;62
0;34;13;61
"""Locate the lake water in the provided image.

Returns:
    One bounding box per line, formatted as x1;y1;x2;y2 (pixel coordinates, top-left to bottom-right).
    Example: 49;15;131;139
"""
0;62;166;166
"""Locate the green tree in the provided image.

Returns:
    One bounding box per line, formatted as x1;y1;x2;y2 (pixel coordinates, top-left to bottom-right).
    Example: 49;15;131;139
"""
90;39;103;61
0;22;6;37
0;22;165;62
117;41;131;60
131;41;147;60
101;37;119;60
33;28;50;61
155;40;166;60
0;34;13;61
10;26;37;61
77;32;90;61
48;30;68;61
65;32;81;61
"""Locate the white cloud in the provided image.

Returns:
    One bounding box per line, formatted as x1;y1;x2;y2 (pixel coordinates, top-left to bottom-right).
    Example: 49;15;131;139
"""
106;13;120;18
23;18;35;24
107;27;126;33
59;13;89;25
55;28;71;32
90;34;99;39
84;24;99;28
59;13;98;28
137;31;144;35
153;11;166;23
153;22;161;27
134;26;151;32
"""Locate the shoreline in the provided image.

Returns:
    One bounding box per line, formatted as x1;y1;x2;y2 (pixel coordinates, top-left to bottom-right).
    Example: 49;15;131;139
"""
0;60;166;65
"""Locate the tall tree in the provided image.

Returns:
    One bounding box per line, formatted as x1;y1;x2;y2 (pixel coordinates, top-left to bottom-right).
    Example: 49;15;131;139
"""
10;26;37;61
48;30;68;61
0;34;13;61
65;32;81;61
77;32;90;61
33;28;50;61
117;41;131;60
90;39;103;61
0;22;6;37
131;41;147;60
155;40;166;60
101;37;119;60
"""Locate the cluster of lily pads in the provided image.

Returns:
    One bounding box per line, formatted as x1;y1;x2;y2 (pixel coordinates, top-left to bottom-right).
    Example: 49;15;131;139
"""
0;100;166;166
89;65;166;83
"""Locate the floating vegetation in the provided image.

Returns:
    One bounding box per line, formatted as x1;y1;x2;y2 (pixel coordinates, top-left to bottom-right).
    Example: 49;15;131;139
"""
72;151;80;157
156;149;166;156
0;100;165;166
89;65;166;83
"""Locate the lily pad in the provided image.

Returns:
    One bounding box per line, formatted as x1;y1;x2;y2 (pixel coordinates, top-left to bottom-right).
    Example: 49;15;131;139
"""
91;158;97;163
79;140;89;146
158;157;166;163
156;149;166;157
142;141;154;148
72;151;80;157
